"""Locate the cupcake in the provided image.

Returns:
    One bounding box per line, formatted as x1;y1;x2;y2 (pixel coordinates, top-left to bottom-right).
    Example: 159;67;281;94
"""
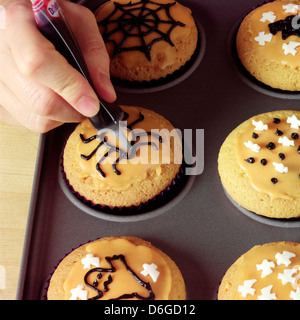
47;236;186;300
236;0;300;91
218;241;300;300
94;0;198;82
63;105;182;208
218;110;300;219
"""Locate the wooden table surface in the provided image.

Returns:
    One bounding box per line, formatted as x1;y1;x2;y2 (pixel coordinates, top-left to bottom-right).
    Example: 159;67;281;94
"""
0;122;40;300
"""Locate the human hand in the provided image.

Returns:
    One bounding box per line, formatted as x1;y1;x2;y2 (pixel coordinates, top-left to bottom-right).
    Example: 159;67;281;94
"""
0;0;116;132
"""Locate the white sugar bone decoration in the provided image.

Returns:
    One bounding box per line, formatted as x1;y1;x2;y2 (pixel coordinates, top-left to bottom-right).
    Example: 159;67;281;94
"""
140;263;160;282
282;3;299;13
238;279;257;298
260;11;276;23
244;141;261;153
273;162;288;173
278;136;295;147
258;285;277;300
256;259;275;278
254;31;273;46
252;120;268;131
282;41;300;56
287;114;300;129
290;287;300;300
275;251;296;267
69;284;88;300
278;268;297;285
81;253;100;269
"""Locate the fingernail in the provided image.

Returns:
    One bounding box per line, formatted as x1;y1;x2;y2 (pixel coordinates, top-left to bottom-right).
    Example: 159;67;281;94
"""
76;96;99;117
99;72;117;100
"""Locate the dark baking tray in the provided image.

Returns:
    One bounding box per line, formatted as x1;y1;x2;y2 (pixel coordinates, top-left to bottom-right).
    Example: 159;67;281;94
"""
17;0;300;300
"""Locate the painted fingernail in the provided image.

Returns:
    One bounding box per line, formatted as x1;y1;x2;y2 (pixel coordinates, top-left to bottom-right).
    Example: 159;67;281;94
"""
76;96;99;117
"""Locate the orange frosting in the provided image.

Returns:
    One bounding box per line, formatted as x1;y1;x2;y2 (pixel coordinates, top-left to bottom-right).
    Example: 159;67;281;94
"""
76;106;182;191
63;238;172;300
232;243;300;300
241;2;300;67
235;113;300;200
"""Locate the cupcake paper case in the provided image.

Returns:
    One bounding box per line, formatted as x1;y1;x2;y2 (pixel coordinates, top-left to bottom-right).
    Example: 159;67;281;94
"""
47;236;186;300
236;0;300;91
218;110;300;219
94;0;198;82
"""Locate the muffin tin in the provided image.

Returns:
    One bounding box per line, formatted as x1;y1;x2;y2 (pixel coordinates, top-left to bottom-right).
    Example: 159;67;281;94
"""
17;0;300;300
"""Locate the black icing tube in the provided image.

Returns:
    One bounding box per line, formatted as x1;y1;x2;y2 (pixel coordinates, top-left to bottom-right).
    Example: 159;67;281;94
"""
30;0;92;82
30;0;128;141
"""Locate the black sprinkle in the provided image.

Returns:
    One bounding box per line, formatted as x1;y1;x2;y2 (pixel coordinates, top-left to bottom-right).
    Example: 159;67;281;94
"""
267;142;276;150
261;159;267;166
245;157;255;163
252;132;258;139
279;153;285;161
271;178;278;184
275;129;283;136
292;132;299;140
298;146;300;154
273;118;281;124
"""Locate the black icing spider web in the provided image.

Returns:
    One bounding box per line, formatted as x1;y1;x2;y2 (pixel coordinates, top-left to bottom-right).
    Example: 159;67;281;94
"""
97;0;186;60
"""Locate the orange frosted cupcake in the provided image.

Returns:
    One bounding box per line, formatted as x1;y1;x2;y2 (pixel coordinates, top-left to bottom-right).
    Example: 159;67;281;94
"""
47;236;186;300
218;110;300;219
63;105;182;209
236;0;300;90
218;241;300;300
95;0;198;82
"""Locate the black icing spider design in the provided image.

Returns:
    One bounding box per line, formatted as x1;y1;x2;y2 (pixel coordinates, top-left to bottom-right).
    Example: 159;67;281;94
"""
97;0;186;60
80;112;163;177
